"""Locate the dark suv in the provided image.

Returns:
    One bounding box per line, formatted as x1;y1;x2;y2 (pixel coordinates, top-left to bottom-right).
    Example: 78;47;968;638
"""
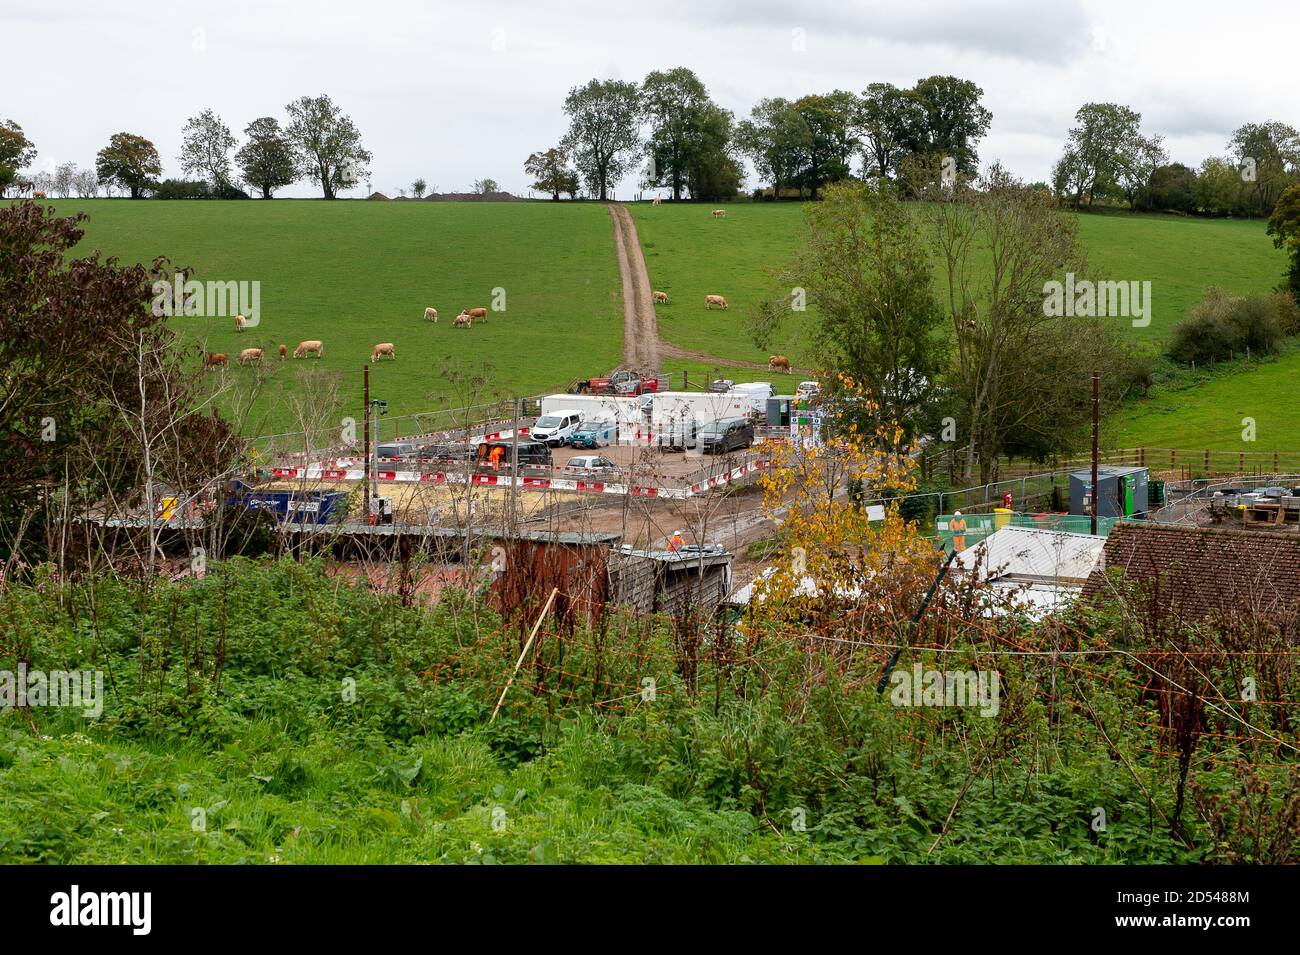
475;440;553;471
699;417;754;454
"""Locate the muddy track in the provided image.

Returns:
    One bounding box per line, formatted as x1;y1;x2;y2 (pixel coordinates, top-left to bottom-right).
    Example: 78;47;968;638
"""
608;204;661;372
609;203;816;379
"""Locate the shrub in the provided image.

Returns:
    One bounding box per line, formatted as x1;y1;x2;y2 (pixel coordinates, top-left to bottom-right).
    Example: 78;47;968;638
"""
1167;287;1288;364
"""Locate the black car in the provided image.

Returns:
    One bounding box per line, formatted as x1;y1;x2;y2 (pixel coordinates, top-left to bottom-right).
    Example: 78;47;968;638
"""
475;440;553;470
699;417;754;454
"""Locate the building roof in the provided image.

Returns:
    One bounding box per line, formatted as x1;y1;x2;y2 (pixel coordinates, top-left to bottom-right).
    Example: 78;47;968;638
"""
954;526;1105;586
1081;521;1300;619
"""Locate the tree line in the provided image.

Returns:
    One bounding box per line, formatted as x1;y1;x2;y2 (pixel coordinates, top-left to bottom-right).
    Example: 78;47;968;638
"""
3;77;1296;215
527;70;992;201
0;95;371;200
1052;104;1300;218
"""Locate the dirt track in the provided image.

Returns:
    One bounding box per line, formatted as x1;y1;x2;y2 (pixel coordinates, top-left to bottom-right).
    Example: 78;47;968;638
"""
609;203;816;379
608;204;661;372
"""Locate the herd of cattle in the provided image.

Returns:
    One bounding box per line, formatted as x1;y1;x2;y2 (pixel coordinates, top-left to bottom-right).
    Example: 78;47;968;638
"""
204;206;794;373
205;302;489;369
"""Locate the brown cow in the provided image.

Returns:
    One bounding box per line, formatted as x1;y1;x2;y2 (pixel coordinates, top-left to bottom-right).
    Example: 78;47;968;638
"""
205;352;228;368
768;355;790;372
237;348;263;365
466;307;488;320
705;294;728;310
293;340;324;358
371;342;396;362
711;209;726;218
235;313;247;332
653;291;669;304
424;307;438;323
453;313;472;328
279;344;287;360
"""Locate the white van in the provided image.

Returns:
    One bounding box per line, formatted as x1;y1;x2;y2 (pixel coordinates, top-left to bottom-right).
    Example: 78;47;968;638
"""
532;409;585;446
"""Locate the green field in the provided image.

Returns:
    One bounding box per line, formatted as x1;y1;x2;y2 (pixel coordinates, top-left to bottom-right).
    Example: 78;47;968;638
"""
632;201;1289;450
1115;346;1300;452
49;199;625;435
40;198;1293;448
631;202;1283;360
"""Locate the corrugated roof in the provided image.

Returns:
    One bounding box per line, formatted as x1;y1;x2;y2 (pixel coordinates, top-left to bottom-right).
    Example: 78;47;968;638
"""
954;526;1105;585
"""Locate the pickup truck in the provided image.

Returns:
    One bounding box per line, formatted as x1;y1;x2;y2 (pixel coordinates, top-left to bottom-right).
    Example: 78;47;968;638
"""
573;369;668;396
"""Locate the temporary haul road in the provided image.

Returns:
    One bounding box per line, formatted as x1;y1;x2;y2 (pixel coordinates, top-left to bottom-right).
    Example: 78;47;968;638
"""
607;203;816;376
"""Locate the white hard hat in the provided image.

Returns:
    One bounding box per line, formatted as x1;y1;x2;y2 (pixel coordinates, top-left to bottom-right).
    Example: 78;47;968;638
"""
953;510;962;517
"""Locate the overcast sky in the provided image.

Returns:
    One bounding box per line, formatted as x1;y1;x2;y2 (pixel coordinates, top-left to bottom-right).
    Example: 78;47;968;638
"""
5;0;1296;198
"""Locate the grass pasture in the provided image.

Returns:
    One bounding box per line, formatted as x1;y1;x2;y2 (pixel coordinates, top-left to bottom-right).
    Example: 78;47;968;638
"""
632;200;1289;451
50;199;625;435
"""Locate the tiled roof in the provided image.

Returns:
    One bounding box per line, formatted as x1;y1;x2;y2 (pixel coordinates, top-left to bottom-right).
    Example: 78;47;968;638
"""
1081;522;1300;619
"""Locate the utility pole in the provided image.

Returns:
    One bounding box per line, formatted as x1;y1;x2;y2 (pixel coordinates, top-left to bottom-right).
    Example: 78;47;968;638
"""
1091;371;1099;536
510;395;520;536
363;364;371;521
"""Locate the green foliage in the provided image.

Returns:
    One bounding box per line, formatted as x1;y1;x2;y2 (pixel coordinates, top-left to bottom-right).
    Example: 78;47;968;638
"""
3;559;1292;863
1167;287;1285;364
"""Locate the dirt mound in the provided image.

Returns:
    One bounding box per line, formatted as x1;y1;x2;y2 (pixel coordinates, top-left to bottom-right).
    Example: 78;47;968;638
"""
421;191;521;202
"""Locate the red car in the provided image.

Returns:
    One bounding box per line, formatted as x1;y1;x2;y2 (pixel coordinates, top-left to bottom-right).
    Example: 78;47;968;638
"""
574;370;666;395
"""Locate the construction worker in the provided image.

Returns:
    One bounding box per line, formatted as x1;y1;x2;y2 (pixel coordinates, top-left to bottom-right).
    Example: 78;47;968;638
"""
489;444;504;472
667;530;686;552
1002;492;1013;510
950;510;967;552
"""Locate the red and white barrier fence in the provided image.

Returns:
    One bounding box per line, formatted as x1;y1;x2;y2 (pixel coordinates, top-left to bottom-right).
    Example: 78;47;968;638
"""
268;458;771;500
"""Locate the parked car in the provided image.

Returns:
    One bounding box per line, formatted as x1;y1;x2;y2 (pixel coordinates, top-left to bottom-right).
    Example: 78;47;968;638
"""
376;442;419;463
575;369;667;395
565;455;620;476
569;418;618;448
532;409;585;446
795;380;821;400
699;417;754;454
475;440;552;471
708;378;735;393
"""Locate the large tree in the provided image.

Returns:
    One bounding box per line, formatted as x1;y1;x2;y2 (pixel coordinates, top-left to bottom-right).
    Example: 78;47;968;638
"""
284;94;372;199
926;165;1137;481
791;92;858;199
735;98;810;198
683;103;743;202
640;67;732;201
95;132;162;199
1267;184;1300;303
749;180;944;435
0;119;37;196
524;146;578;200
561;79;641;201
235;116;297;199
1053;103;1161;208
854;83;924;180
180;108;237;190
1229;121;1300;218
905;76;992;175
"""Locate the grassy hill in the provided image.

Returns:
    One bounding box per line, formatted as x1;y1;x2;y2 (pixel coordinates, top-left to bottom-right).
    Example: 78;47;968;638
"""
50;199;625;436
631;201;1289;451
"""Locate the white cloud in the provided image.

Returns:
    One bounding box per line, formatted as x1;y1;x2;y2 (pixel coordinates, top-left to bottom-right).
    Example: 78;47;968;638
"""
1;0;1295;196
